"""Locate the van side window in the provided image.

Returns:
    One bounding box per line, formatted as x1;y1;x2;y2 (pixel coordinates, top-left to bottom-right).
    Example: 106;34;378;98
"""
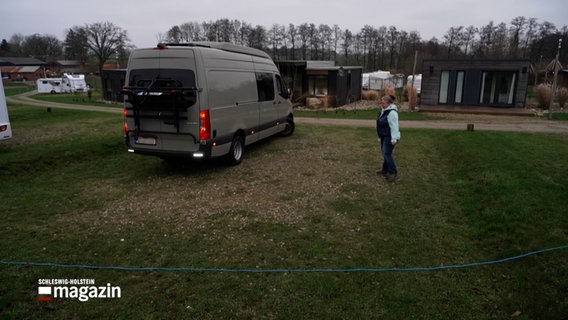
275;74;289;99
256;73;275;102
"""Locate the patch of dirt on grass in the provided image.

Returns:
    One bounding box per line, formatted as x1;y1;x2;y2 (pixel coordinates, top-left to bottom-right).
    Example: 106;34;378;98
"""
63;127;386;236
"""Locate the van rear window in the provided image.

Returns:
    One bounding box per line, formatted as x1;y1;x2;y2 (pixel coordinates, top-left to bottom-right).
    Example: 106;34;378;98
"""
127;69;198;109
128;69;196;89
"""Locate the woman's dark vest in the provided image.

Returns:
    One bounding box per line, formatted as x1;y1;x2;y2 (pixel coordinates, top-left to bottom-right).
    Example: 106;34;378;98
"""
376;109;395;138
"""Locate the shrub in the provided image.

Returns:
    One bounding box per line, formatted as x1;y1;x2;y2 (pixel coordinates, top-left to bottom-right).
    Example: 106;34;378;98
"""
536;84;552;109
383;86;395;98
362;90;380;100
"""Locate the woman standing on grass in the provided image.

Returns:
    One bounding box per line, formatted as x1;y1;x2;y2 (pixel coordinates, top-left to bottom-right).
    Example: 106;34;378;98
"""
376;95;400;181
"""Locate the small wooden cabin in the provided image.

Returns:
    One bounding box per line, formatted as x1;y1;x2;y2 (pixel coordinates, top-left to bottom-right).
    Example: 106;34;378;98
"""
421;59;531;108
277;60;362;108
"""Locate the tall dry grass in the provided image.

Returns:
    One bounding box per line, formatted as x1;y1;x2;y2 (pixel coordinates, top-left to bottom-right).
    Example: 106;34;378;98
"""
404;85;418;110
383;86;395;98
536;84;552;109
361;87;399;103
362;90;380;101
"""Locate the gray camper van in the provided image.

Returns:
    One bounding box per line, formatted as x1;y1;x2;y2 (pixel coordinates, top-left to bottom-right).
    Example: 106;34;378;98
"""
122;42;294;164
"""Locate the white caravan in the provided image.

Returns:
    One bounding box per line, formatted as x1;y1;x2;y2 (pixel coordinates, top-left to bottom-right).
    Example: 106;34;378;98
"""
0;71;12;140
122;42;295;164
362;70;404;90
62;73;88;93
407;74;422;95
37;78;64;94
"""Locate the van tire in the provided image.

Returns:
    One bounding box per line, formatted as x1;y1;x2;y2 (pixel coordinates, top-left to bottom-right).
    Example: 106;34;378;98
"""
280;118;295;137
226;135;244;165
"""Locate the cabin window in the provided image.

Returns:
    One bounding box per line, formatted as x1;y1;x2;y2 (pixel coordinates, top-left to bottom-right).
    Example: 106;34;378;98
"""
455;71;465;104
479;71;517;105
308;76;328;96
439;71;450;103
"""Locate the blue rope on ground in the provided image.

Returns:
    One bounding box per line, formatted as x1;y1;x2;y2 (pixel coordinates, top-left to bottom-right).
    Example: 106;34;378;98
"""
1;245;566;273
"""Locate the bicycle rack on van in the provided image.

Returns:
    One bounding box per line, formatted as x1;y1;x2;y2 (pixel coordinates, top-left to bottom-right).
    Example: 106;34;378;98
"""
122;82;199;142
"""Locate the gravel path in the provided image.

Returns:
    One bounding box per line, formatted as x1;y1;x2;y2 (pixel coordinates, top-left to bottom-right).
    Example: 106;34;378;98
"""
295;117;568;133
8;91;568;133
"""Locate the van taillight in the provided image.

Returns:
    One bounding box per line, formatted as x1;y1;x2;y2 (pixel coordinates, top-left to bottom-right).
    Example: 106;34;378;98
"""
199;110;211;141
123;108;129;133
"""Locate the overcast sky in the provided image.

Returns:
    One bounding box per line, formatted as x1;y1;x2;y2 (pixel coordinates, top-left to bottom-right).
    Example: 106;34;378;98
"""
1;0;566;48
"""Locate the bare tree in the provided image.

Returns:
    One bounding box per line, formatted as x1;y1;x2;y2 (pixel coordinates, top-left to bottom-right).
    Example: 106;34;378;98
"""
443;26;464;58
178;22;203;42
462;26;478;56
492;22;508;57
268;24;285;60
477;21;496;57
236;21;251;46
298;23;310;60
307;24;319;59
387;26;399;68
247;25;267;50
81;22;130;74
318;24;332;60
231;20;244;46
8;34;26;56
341;29;353;64
360;25;374;70
522;18;538;58
331;25;342;62
166;26;183;43
287;23;298;60
22;34;63;59
509;16;527;57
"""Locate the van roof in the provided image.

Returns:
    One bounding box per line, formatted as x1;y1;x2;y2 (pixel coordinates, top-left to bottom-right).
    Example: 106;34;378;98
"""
156;42;271;60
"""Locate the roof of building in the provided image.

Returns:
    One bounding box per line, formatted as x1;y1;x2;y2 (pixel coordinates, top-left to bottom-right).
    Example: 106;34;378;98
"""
0;66;42;73
18;66;43;73
56;60;82;66
0;57;47;66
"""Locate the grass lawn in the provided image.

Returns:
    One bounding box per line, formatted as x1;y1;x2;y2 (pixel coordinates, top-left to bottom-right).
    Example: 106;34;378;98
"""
0;104;567;319
2;85;35;96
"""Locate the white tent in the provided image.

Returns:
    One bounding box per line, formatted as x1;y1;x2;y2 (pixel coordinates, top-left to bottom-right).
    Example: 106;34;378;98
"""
362;70;404;90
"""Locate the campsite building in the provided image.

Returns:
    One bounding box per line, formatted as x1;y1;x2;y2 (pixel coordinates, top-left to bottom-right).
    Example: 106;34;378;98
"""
276;60;363;108
101;69;127;102
420;59;531;109
0;57;47;81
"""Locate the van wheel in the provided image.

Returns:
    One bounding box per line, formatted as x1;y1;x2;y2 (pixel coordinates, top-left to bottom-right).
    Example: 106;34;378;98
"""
280;118;295;137
226;135;244;165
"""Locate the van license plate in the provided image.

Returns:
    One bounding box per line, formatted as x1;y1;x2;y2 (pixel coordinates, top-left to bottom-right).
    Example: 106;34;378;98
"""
136;136;156;145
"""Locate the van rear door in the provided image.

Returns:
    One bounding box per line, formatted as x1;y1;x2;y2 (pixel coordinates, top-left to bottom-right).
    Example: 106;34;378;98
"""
124;49;200;153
